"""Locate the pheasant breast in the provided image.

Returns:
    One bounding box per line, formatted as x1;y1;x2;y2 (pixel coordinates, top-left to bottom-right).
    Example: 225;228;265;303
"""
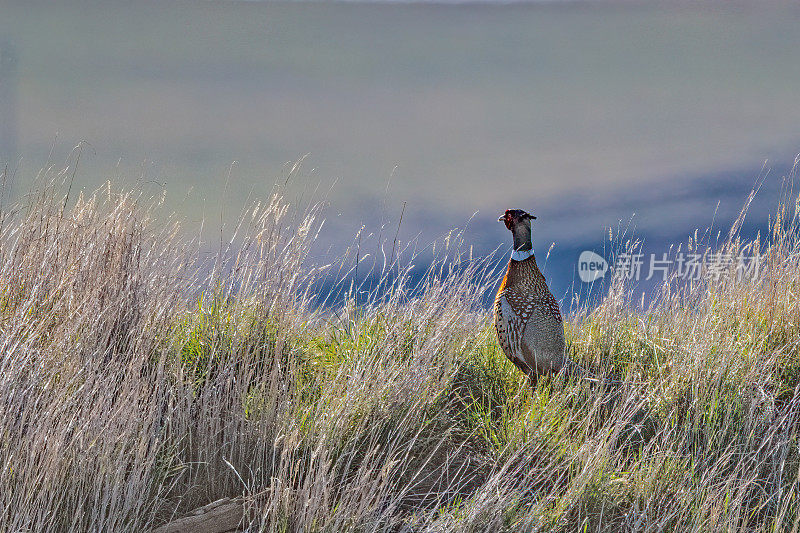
494;253;567;377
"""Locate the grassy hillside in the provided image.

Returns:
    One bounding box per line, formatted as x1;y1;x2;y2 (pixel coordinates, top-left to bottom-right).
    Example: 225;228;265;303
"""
1;163;799;532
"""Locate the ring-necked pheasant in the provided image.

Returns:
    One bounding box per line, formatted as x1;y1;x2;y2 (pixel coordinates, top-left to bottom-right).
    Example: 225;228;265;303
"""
494;208;580;383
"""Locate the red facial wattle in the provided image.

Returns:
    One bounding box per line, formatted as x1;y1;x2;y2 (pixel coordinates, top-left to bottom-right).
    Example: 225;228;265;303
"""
504;210;513;230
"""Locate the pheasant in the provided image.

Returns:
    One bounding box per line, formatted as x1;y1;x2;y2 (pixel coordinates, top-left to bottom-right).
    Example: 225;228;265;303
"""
494;208;578;383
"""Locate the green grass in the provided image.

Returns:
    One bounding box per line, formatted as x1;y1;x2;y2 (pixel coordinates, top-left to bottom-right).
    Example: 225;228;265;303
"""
1;164;800;531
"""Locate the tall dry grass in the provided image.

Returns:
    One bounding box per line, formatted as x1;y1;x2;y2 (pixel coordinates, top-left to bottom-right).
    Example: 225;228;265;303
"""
1;160;799;532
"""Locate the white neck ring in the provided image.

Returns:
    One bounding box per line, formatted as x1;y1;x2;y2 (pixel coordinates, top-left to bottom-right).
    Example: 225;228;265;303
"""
510;249;535;262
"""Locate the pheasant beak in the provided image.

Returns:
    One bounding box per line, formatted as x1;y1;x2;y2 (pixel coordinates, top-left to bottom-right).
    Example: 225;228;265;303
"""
498;215;505;222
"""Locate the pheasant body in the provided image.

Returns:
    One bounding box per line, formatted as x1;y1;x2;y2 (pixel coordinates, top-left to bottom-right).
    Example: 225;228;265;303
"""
493;252;567;378
493;208;574;381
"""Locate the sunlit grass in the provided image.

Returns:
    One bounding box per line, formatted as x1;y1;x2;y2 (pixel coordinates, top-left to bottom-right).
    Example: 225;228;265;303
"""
1;161;800;531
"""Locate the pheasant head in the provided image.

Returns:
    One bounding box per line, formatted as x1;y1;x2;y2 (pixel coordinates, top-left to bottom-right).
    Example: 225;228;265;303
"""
498;208;536;252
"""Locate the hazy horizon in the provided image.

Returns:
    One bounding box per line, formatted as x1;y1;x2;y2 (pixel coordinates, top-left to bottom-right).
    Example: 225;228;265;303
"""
1;0;799;303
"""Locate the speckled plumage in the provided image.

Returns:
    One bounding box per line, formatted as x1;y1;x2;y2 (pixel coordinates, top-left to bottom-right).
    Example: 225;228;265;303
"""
494;253;567;378
493;208;571;381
